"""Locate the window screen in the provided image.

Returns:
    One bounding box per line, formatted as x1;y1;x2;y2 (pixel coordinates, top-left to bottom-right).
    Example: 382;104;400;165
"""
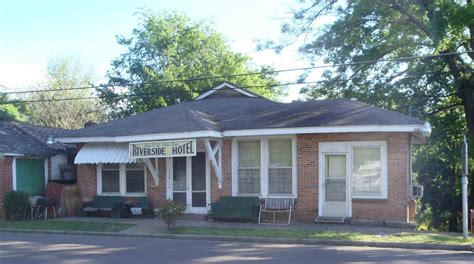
352;148;382;196
268;140;292;194
126;163;145;193
238;141;261;194
102;164;120;193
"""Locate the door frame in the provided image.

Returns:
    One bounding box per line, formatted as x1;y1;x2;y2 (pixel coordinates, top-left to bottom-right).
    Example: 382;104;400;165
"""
166;153;210;214
318;142;352;218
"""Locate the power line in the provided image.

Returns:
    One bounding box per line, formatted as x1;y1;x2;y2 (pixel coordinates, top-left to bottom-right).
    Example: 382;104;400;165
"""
1;50;472;96
1;70;470;105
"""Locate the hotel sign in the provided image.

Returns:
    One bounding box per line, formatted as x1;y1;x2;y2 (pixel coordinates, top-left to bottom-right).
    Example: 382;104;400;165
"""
129;139;196;158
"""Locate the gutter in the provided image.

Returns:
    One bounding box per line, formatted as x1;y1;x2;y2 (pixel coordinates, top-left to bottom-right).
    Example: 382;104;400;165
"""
54;123;432;144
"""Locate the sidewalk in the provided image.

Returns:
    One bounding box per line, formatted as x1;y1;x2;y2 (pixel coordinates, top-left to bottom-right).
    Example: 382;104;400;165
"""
57;216;460;237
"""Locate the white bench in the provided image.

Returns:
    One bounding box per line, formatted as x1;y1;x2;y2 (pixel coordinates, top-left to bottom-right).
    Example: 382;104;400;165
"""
258;198;294;224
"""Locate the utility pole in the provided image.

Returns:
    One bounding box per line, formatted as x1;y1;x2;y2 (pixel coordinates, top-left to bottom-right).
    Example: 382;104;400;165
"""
461;135;469;239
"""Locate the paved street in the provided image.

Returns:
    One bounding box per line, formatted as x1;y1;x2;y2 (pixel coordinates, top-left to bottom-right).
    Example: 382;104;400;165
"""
0;232;472;263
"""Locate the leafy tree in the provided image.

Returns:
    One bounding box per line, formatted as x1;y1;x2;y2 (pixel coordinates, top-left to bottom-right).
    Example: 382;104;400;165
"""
98;12;280;117
0;94;26;122
276;0;473;231
26;56;106;129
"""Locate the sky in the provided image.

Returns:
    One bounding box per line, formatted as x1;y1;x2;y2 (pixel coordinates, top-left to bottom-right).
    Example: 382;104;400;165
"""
0;0;329;102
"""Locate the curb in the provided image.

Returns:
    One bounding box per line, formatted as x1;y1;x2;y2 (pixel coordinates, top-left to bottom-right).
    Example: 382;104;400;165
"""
1;228;472;252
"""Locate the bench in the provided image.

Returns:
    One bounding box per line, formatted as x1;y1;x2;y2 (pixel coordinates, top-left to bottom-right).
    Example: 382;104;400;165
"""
82;196;124;217
209;196;261;222
258;198;294;224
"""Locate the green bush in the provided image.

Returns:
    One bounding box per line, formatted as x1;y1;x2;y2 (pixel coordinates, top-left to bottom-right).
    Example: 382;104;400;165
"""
4;191;29;221
159;200;185;230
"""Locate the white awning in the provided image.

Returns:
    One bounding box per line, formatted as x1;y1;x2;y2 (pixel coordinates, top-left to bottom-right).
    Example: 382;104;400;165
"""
75;143;136;164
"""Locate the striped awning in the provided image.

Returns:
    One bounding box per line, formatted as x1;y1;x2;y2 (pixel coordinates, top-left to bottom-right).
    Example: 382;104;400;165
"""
74;143;136;164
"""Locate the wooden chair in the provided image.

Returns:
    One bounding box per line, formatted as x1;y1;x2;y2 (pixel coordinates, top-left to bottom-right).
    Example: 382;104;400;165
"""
258;198;294;225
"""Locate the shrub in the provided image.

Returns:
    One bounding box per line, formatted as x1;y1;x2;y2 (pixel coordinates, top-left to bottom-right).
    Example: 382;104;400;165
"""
4;191;29;221
159;200;185;230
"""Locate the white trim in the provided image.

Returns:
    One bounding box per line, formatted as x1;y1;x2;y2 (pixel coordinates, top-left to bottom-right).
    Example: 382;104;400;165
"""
232;136;297;198
0;153;24;157
195;82;258;100
223;125;425;137
44;158;49;187
56;124;428;144
319;152;351;217
318;140;389;217
166;158;173;200
12;157;17;191
167;154;210;213
97;163;147;196
350;142;388;199
56;131;223;143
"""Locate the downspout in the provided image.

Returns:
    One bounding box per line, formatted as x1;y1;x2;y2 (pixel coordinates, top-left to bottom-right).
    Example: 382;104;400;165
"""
409;134;413;190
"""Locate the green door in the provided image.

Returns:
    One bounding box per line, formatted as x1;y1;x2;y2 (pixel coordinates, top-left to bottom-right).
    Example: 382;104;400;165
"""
16;159;45;196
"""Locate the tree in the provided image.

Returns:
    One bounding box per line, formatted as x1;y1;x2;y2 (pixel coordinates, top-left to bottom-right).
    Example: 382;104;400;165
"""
0;94;26;122
276;0;473;231
26;56;106;129
98;12;281;117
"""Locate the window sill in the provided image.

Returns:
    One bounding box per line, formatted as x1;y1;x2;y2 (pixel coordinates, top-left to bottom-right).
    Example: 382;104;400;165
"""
97;193;147;197
352;197;388;203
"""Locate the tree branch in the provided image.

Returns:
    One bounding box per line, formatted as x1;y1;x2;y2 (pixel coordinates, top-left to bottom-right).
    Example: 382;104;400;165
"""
428;102;463;115
382;0;432;37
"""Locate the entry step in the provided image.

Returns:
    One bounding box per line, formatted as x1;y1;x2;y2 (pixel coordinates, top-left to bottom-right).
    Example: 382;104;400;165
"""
314;216;346;224
179;214;208;221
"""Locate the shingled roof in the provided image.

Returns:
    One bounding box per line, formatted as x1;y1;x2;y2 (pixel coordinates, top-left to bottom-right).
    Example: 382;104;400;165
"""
0;121;70;156
58;82;427;142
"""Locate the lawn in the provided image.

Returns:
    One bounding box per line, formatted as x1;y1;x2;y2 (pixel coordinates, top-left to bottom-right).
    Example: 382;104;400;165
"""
171;227;474;245
0;220;134;233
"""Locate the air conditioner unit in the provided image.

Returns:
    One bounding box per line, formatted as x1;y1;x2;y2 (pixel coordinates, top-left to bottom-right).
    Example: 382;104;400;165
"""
410;185;424;198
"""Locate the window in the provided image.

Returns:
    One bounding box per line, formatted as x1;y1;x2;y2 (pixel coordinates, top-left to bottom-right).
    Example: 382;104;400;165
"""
352;147;382;197
237;141;261;194
268;140;292;195
101;164;120;193
98;163;146;196
126;163;145;193
233;137;296;197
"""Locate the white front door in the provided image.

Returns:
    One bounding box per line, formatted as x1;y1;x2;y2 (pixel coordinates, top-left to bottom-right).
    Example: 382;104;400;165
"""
321;153;350;217
169;153;209;214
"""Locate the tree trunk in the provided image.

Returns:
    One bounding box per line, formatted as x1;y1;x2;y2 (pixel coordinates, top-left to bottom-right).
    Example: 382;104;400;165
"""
459;80;474;209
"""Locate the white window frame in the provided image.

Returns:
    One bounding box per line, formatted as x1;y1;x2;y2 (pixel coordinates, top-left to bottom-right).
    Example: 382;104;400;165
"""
232;136;297;198
97;163;147;197
350;141;388;199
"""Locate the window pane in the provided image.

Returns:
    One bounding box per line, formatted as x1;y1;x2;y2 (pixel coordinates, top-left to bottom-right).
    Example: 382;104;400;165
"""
269;168;292;194
325;155;346;179
269;140;292;167
238;141;260;168
352;148;381;196
238;169;260;194
173;157;187;192
102;170;119;193
126;169;145;193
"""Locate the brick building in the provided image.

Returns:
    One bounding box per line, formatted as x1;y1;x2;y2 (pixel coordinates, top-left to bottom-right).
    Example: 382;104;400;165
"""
0;122;72;218
57;82;431;223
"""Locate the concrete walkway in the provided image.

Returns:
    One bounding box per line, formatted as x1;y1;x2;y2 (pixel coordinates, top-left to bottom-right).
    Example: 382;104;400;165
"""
56;216;465;237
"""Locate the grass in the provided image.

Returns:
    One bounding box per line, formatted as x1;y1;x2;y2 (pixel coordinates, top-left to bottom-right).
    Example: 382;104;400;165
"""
0;220;134;233
171;227;474;245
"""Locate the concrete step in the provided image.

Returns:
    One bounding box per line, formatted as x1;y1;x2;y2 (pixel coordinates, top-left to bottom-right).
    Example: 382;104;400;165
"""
314;216;346;224
179;214;208;221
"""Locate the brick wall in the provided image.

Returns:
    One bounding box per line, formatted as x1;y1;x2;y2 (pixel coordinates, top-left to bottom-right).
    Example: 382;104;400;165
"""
0;157;13;219
76;158;167;208
296;132;410;222
74;133;410;223
76;164;97;202
210;139;232;202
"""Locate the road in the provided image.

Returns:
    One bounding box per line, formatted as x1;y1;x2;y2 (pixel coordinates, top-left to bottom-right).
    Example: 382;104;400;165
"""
0;232;472;263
